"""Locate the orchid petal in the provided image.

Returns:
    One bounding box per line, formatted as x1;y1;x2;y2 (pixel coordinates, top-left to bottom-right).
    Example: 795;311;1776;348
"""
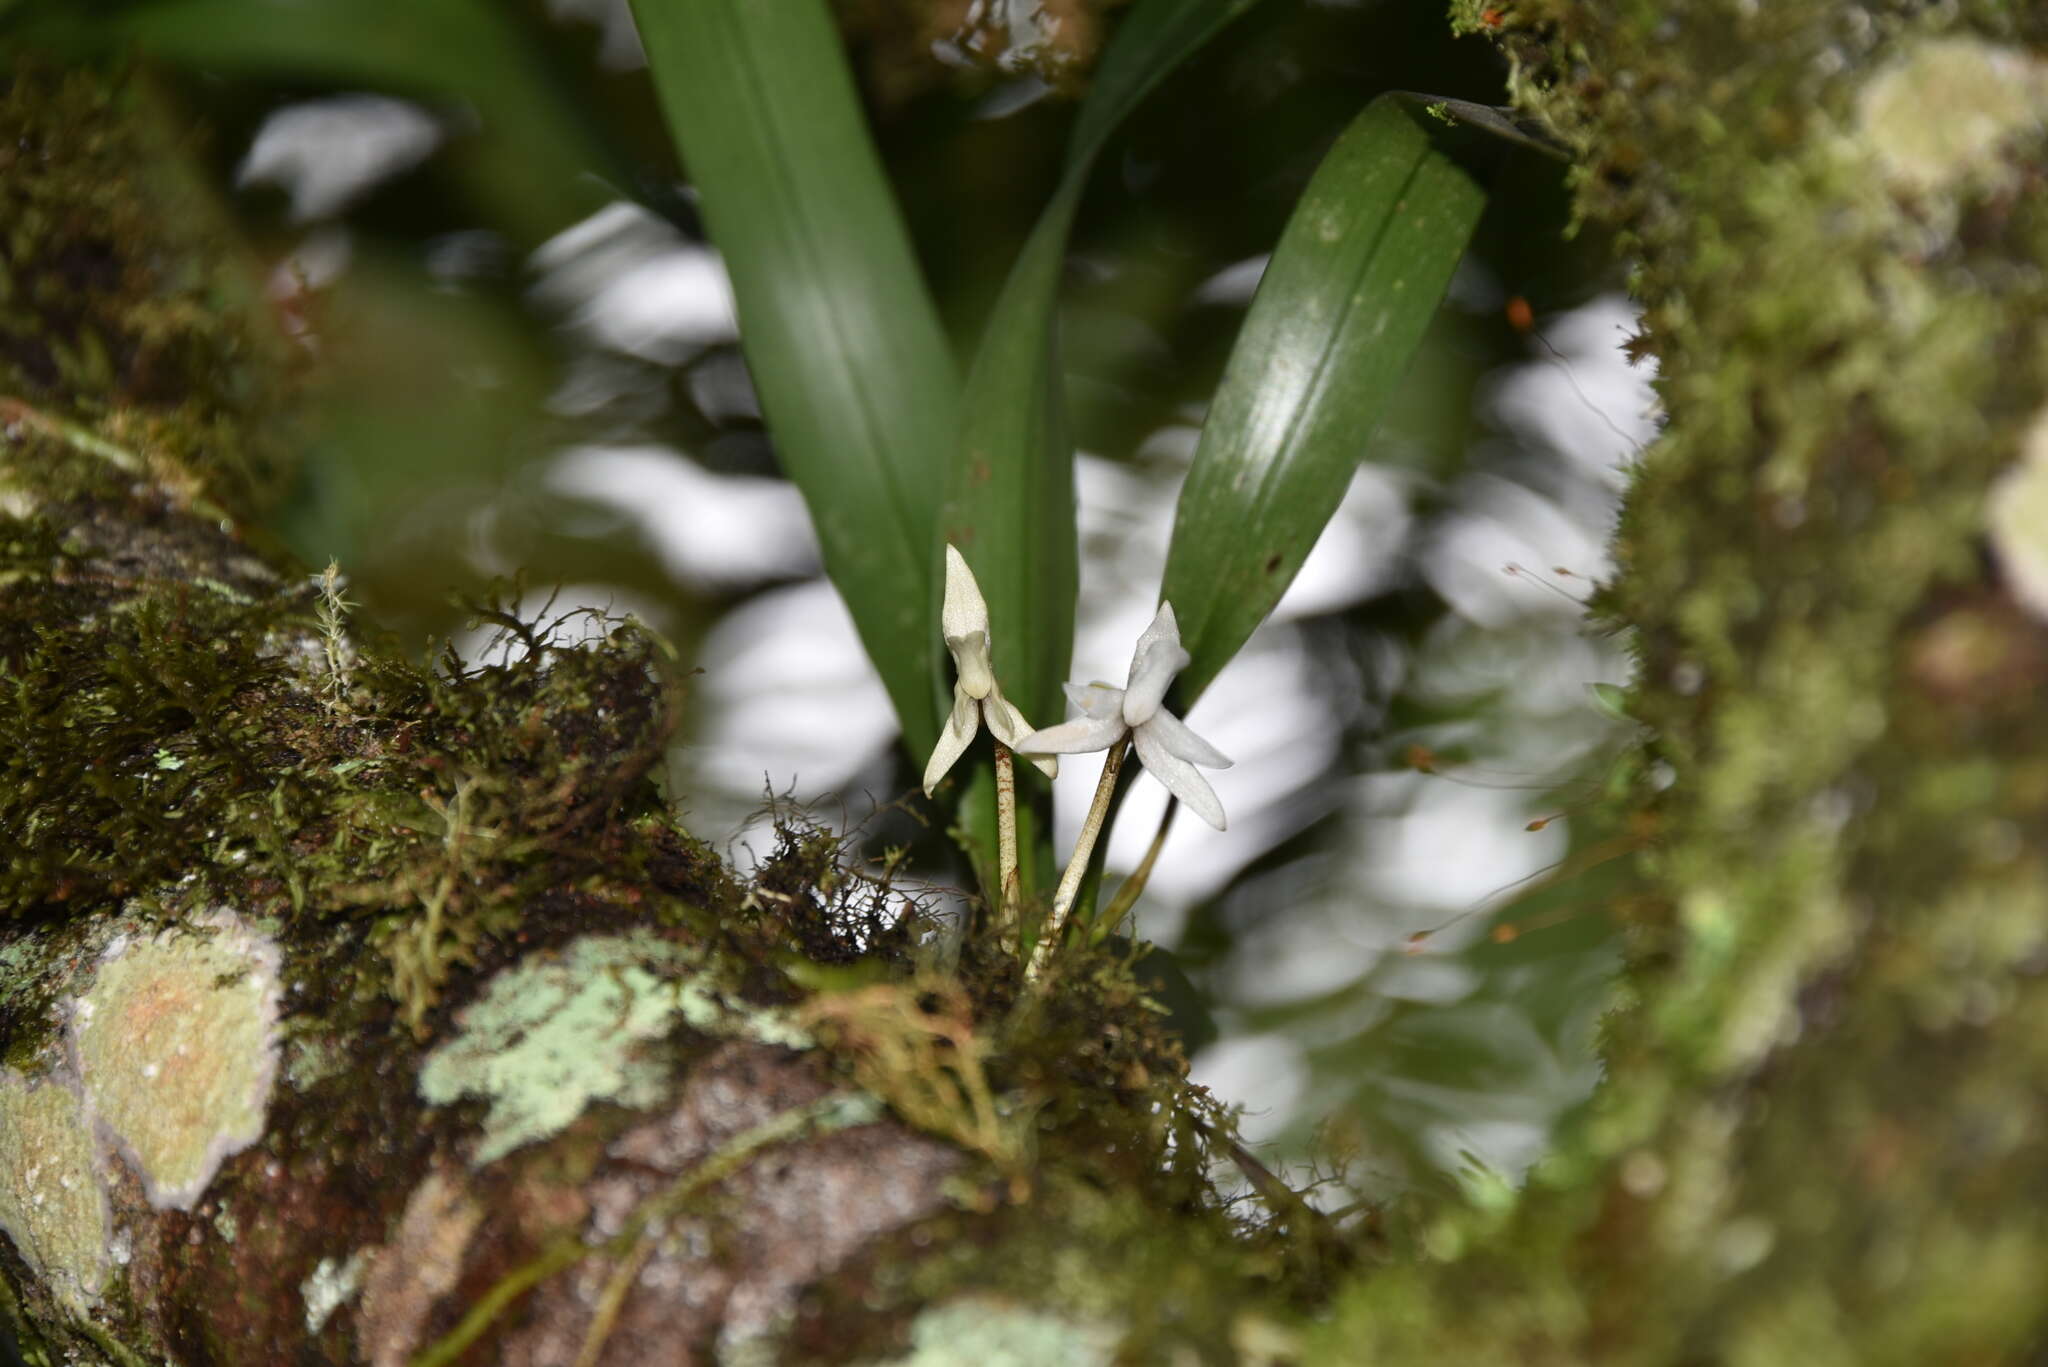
941;545;991;641
1062;681;1126;720
1122;601;1190;727
1016;712;1129;756
1144;706;1232;769
921;686;982;795
985;691;1058;779
941;547;999;700
1133;721;1227;831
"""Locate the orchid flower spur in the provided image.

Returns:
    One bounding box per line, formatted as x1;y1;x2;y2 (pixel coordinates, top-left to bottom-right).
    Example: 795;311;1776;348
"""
922;545;1057;797
1018;602;1232;830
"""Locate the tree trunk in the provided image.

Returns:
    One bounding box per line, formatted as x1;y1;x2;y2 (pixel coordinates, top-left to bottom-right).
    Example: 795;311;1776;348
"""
6;0;2048;1359
1315;3;2048;1362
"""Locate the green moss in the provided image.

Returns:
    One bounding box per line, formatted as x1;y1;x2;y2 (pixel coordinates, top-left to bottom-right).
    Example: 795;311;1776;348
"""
0;1069;109;1317
0;65;291;518
1306;1;2048;1362
417;930;810;1166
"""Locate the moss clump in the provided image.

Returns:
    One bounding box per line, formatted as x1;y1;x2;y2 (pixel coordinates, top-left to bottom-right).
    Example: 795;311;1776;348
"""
0;63;292;520
1328;2;2048;1363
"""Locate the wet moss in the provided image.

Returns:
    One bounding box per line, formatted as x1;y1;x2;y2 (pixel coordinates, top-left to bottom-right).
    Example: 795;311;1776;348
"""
1315;3;2048;1362
0;64;291;521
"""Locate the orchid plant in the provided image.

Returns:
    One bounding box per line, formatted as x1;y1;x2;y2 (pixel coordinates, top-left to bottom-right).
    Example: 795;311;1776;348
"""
612;0;1491;975
59;0;1498;977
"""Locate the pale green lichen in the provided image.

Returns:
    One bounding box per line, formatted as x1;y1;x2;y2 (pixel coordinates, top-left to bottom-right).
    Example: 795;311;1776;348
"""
283;1033;348;1093
417;930;812;1166
879;1297;1119;1367
301;1247;373;1335
1856;36;2048;194
68;909;282;1210
1985;406;2048;621
0;1068;110;1316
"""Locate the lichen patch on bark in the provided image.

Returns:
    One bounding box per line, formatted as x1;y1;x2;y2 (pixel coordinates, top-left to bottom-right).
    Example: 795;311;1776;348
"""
417;930;813;1166
1985;405;2048;620
68;907;282;1211
0;1067;109;1317
1856;35;2047;194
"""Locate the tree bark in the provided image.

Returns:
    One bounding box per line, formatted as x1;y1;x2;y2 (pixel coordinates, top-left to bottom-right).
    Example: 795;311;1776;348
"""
6;0;2048;1359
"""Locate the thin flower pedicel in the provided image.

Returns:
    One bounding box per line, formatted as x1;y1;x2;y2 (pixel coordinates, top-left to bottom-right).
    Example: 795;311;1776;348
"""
1018;601;1231;979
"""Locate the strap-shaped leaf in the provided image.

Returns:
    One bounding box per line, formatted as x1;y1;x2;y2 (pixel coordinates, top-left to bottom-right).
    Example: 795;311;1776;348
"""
1163;94;1486;702
945;0;1267;732
631;0;961;759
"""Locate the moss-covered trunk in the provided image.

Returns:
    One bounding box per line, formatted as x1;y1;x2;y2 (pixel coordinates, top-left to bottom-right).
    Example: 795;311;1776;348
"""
1318;3;2048;1362
6;0;2048;1359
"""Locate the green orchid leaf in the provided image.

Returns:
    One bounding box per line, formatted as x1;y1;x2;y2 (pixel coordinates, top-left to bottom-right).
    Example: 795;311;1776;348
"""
945;0;1268;733
1163;94;1487;703
631;0;961;760
942;0;1266;897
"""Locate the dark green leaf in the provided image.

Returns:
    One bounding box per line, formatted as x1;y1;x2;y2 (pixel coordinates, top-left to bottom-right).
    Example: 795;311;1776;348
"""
941;0;1265;898
1163;95;1486;702
945;0;1267;732
631;0;961;759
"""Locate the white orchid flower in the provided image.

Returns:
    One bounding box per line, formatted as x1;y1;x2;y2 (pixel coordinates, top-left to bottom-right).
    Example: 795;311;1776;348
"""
1017;602;1232;830
922;545;1058;796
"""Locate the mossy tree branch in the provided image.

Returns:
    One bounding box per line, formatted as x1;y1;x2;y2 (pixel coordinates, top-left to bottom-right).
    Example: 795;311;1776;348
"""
0;61;1281;1367
1315;4;2048;1361
5;0;2048;1356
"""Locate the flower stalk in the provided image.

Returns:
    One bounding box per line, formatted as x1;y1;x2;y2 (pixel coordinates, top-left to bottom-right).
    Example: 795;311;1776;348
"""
1028;738;1128;981
993;741;1019;940
924;546;1053;951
